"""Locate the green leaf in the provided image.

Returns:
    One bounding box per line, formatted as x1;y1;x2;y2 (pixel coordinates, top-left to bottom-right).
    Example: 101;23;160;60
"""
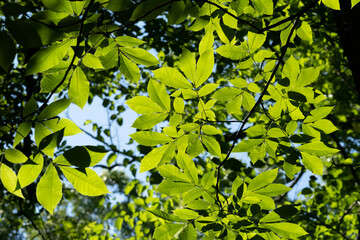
53;146;106;168
173;97;185;113
186;200;211;210
248;32;266;53
202;135;222;158
212;87;242;101
242;91;256;111
147;209;184;222
322;0;340;10
23;95;37;117
36;163;62;214
140;145;169;173
267;128;286;138
40;69;69;93
176;151;198;184
216;44;247;60
179;48;196;83
304;106;334;123
297;142;339;156
37;98;71;121
311;119;338;134
294;67;320;89
195;48;214;87
201;171;215;190
99;47;118;69
248;82;261;93
260;205;299;223
5;148;28;164
226;95;242;114
246;125;266;138
198;83;219;97
153;223;184;240
120;47;159;66
126;96;164;114
115;36;145;47
148;80;171;112
179;224;197;240
130;0;169;21
233;138;263;152
0;31;16;71
248;168;278;191
153;67;192;89
43;118;83;136
263;222;308;238
173;209;199;220
130;131;173;146
254;50;275;62
119;53;140;82
18;154;44;188
1;163;24;198
251;0;273;15
132;113;168;130
14;122;32;147
202;125;222;135
158;165;191;182
82;53;104;70
199;31;214;55
297;21;313;42
42;0;73;14
69;67;89;109
301;152;323;175
156;180;194;196
183;187;204;204
60;166;109;196
254;184;291;197
352;0;360;8
286;121;297;135
282;55;299;83
25;38;74;75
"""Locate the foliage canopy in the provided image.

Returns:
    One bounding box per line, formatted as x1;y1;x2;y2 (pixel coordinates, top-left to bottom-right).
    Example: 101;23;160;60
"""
1;0;360;239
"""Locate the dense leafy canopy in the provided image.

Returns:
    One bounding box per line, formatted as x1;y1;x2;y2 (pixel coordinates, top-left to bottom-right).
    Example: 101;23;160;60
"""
1;0;360;239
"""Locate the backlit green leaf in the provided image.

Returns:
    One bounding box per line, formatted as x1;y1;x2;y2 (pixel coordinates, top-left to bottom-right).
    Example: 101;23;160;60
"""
153;67;192;89
130;131;173;146
18;154;44;188
120;47;159;66
248;168;278;191
14;122;32;147
25;38;74;75
263;222;308;238
60;166;109;196
36;163;62;214
148;80;171;112
322;0;340;10
254;184;291;196
297;142;339;156
156;180;194;196
216;44;247;60
119;53;140;82
301;152;323;175
126;96;164;114
69;67;89;109
196;48;214;87
1;163;24;198
5;148;28;164
132;113;168;130
37;98;71;121
180;48;196;83
173;209;199;220
248;31;266;53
